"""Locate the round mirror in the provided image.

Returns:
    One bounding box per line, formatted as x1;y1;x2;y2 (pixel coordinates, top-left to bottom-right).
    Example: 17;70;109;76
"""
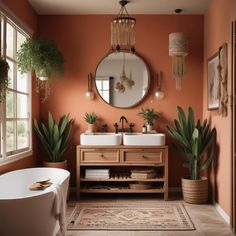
95;51;150;108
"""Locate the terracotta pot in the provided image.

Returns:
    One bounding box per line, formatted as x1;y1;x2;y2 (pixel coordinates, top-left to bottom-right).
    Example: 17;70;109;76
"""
43;160;67;170
181;176;208;204
87;123;96;132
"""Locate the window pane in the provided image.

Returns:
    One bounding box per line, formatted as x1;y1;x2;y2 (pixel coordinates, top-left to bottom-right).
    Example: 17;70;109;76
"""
6;91;14;118
103;91;110;103
96;80;102;90
7;60;14;89
103;80;110;90
6;121;14;152
17;94;28;118
17;70;28;93
6;23;14;58
17;120;28;149
17;32;26;52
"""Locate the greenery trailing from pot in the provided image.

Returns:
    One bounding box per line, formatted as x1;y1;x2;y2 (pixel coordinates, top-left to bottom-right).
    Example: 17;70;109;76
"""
17;38;64;79
166;106;216;180
34;112;73;162
84;112;98;124
0;58;9;103
138;108;160;125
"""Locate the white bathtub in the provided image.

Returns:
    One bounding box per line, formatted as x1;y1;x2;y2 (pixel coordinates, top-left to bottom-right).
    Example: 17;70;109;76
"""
0;167;70;236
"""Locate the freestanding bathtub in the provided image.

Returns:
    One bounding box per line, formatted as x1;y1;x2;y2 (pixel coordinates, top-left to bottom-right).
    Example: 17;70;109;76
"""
0;167;70;236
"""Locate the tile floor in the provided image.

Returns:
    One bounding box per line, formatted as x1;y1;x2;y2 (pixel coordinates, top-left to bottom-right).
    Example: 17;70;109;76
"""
66;195;234;236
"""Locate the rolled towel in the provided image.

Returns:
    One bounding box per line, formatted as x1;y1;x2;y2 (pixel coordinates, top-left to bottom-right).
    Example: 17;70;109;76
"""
51;183;66;236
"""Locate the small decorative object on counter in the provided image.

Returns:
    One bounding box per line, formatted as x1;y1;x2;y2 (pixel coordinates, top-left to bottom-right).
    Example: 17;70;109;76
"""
100;124;108;132
84;112;98;132
138;108;160;132
128;123;134;133
142;124;147;133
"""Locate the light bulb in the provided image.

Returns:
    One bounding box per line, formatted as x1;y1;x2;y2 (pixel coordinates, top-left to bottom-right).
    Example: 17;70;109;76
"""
86;91;94;100
155;90;165;100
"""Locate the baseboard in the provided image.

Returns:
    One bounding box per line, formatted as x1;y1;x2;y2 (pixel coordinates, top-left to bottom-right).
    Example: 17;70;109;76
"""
213;201;230;224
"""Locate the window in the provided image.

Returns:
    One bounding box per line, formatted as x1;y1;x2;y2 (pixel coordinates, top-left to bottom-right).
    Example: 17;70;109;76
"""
0;14;32;165
96;77;111;103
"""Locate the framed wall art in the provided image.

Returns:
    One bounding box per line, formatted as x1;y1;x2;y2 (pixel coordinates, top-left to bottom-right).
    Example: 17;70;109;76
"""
207;52;220;110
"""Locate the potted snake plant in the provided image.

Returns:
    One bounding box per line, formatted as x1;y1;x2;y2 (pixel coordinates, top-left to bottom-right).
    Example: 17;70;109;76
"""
33;112;73;169
84;112;98;133
0;58;9;103
167;106;216;204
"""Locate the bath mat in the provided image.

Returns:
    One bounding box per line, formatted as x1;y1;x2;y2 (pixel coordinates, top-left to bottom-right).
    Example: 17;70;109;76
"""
67;203;195;231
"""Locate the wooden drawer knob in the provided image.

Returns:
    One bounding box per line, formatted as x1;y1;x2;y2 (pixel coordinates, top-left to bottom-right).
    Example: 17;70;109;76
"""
100;154;105;158
142;155;147;158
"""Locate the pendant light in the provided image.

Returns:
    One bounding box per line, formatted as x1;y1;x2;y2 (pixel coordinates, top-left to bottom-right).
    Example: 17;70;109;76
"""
111;0;136;52
169;9;188;90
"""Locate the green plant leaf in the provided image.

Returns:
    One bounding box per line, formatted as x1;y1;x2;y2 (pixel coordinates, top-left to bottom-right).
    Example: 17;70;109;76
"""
201;152;214;171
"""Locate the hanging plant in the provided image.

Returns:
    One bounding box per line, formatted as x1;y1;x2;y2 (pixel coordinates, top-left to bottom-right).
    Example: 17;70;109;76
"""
0;58;9;103
17;37;64;102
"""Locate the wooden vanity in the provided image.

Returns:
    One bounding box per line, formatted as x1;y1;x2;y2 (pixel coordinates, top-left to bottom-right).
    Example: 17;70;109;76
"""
76;145;168;200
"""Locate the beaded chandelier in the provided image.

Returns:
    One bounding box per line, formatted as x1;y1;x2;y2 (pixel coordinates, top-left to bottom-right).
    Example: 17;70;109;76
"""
111;0;136;52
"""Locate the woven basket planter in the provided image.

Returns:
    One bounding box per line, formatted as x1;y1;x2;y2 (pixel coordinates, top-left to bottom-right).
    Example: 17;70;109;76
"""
43;160;67;170
181;176;208;204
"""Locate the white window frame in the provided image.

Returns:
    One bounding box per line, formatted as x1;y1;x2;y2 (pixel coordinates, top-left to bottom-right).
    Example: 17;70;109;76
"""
0;14;32;166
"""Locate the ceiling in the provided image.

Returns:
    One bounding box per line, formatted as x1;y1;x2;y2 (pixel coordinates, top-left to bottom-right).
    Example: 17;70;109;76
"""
27;0;212;15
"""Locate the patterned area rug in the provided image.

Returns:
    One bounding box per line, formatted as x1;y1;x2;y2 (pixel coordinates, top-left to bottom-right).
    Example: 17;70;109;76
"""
67;203;195;231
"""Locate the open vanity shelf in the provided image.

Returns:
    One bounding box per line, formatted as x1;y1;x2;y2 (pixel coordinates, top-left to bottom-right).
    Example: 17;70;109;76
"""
76;145;168;200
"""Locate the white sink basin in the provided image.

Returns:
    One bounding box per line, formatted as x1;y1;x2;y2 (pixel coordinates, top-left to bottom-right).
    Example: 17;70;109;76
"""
123;133;166;146
80;132;122;146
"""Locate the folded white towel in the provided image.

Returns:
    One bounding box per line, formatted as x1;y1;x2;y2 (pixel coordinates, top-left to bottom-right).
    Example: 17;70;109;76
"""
51;183;66;236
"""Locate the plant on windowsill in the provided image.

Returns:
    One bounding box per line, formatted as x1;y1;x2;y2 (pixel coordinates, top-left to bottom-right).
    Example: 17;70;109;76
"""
166;106;216;204
17;37;64;102
0;58;9;103
84;112;98;133
138;108;160;132
33;112;73;169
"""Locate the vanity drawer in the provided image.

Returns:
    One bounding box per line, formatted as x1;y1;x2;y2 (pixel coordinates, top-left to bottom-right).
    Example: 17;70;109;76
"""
80;149;120;163
121;149;164;164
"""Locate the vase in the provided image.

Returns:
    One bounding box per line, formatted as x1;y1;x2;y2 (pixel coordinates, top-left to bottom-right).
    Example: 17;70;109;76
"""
146;124;152;132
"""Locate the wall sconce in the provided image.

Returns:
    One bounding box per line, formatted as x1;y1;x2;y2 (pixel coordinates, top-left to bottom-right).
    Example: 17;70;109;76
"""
86;73;94;100
169;9;188;91
155;72;165;100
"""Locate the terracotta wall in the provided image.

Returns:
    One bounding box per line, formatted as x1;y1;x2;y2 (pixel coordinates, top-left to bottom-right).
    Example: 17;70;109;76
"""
0;0;39;174
38;15;204;186
204;0;236;216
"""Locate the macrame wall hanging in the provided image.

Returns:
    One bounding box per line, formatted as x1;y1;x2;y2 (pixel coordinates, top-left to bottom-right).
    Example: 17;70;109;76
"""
218;43;228;117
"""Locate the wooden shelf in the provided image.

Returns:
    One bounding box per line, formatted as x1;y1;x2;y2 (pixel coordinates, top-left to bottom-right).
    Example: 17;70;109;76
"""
80;188;164;193
81;177;165;182
81;163;165;167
